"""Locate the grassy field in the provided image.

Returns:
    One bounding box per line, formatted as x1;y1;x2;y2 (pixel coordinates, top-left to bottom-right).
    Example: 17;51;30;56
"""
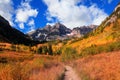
0;43;120;80
73;51;120;80
0;51;64;80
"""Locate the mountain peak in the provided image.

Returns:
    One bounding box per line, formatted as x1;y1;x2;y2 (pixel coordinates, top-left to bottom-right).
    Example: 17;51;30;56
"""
53;22;67;29
44;25;52;31
55;22;61;25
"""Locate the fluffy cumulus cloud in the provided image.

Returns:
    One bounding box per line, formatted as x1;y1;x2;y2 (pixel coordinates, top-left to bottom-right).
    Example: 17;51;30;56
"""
15;0;38;30
0;0;14;26
43;0;108;29
28;19;35;31
0;0;38;32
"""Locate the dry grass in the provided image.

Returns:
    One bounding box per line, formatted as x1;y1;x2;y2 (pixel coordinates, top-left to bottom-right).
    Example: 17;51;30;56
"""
0;51;64;80
74;51;120;80
29;63;64;80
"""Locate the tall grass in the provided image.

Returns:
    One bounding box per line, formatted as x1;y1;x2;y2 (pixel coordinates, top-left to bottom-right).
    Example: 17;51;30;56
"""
0;52;64;80
61;47;78;62
0;63;31;80
74;51;120;80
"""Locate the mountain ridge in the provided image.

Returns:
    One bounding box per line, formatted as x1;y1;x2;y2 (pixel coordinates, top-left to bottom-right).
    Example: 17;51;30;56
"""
28;23;97;41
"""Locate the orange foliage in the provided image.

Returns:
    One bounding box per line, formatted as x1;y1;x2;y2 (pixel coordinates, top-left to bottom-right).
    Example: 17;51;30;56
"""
74;51;120;80
0;51;64;80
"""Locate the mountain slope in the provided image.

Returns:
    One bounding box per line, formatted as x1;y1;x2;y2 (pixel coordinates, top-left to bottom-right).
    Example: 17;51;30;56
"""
0;15;37;45
64;3;120;53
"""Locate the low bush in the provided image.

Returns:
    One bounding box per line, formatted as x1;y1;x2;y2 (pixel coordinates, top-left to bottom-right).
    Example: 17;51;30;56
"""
37;45;53;55
61;47;78;62
80;41;120;57
37;47;42;54
54;49;62;55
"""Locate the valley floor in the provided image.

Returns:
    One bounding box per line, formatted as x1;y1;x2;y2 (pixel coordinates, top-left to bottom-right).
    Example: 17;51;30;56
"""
0;50;120;80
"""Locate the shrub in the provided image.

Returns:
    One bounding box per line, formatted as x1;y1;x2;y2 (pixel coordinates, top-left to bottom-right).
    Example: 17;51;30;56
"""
36;45;54;55
37;47;42;54
42;46;48;54
10;44;16;51
80;41;120;57
80;45;99;57
61;47;78;61
47;45;53;55
54;49;62;55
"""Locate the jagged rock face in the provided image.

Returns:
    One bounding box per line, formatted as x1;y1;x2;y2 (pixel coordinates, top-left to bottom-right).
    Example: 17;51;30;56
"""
69;25;97;37
28;23;72;41
51;23;71;36
115;3;120;12
103;3;120;27
28;23;97;41
115;3;120;17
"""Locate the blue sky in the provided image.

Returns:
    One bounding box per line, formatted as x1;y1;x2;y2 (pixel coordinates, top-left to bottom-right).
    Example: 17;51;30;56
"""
0;0;119;33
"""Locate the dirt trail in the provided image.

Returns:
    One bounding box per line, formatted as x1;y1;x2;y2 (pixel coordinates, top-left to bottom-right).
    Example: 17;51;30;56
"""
63;66;80;80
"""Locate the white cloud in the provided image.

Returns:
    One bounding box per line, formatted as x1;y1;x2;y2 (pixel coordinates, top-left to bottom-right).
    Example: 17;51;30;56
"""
15;0;38;29
16;8;38;23
0;0;10;3
89;5;108;25
0;0;38;32
43;0;108;29
0;0;14;26
28;19;35;31
46;23;55;26
28;19;35;26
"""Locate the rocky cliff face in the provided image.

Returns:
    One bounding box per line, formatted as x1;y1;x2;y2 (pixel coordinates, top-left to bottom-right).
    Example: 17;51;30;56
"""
68;25;97;37
28;23;97;41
